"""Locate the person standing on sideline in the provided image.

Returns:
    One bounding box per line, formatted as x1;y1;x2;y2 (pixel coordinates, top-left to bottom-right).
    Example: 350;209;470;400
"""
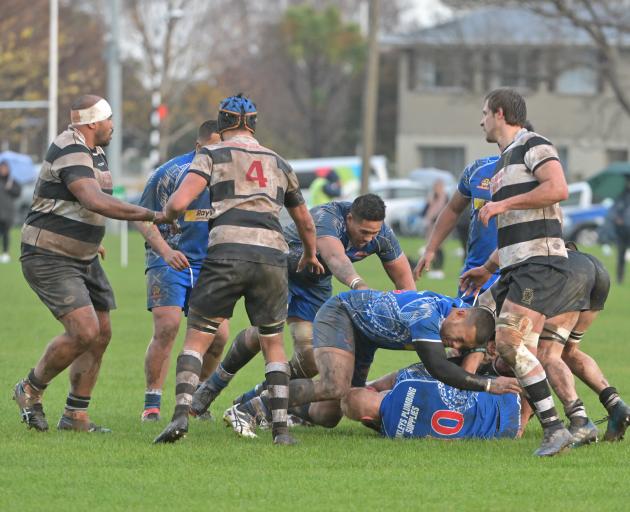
14;95;172;433
0;160;21;263
421;179;449;279
309;168;342;206
460;88;574;456
611;175;630;284
136;120;229;422
154;93;324;446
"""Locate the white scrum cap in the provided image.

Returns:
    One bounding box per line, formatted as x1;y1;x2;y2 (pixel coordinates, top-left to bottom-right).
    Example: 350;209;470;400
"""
70;98;112;125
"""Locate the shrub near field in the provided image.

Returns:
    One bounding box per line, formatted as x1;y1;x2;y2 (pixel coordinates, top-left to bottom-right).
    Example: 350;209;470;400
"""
1;231;629;511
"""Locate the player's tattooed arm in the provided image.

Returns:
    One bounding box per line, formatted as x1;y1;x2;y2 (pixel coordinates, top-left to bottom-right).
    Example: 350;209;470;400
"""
415;340;520;394
318;237;367;289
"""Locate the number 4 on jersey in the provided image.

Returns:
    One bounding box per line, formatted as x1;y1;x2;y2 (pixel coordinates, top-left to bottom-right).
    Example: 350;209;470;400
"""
246;160;267;187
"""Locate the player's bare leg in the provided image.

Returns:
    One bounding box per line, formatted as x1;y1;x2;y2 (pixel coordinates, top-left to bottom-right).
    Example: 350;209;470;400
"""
14;305;102;432
538;311;597;445
143;306;181;421
57;310;112;432
495;300;572;456
154;311;223;444
562;311;630;441
288;319;318;378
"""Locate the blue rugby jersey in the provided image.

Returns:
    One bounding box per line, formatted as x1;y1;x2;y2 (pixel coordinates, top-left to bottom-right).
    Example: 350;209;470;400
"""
336;290;467;350
457;156;500;272
284;201;403;280
139;150;212;269
380;363;520;439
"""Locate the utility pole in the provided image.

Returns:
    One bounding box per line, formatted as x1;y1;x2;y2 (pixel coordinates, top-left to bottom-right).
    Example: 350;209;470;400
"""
107;0;123;186
360;0;380;195
48;0;58;144
106;0;127;265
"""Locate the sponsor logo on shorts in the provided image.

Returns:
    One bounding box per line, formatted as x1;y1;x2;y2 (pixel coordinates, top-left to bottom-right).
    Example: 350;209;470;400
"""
521;288;534;305
478;177;491;190
63;295;76;305
151;285;161;300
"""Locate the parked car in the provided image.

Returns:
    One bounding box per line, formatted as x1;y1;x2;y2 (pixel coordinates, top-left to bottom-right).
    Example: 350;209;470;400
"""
561;181;612;246
368;179;430;234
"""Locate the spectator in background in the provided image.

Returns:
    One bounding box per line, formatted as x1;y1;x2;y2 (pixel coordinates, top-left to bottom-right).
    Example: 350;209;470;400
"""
309;168;342;206
0;160;21;263
422;179;449;279
611;175;630;284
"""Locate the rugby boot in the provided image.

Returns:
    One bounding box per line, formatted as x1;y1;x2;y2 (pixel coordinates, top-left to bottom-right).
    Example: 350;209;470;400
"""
194;410;214;422
141;407;161;422
604;400;630;442
287;413;314;428
57;410;111;433
534;425;573;456
153;415;188;444
569;419;598;447
223;405;258;439
13;379;48;432
273;433;298;446
190;380;219;417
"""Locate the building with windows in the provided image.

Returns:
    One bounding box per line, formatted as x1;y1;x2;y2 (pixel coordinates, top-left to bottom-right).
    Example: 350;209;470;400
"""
384;7;630;179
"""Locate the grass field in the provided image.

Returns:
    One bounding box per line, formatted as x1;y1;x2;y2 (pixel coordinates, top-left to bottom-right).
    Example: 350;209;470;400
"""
1;229;630;511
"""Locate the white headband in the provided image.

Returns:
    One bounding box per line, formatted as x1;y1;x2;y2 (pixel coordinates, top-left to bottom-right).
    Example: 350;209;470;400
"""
70;98;112;125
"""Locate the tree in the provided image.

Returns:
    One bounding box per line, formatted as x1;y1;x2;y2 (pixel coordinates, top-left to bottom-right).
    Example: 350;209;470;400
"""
0;0;107;156
443;0;630;118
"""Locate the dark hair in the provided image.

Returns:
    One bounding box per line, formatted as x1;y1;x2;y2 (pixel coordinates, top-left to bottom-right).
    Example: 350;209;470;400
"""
484;88;527;126
71;94;102;110
350;193;386;222
469;307;496;347
523;120;535;131
197;119;219;141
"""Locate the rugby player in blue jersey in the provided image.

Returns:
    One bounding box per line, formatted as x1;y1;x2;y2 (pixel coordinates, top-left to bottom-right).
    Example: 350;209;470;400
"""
136;120;229;421
342;362;520;440
224;289;519;438
191;195;415;417
414;156;501;303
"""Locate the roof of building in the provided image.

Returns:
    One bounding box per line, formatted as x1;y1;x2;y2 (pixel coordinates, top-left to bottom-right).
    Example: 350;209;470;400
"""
383;6;630;48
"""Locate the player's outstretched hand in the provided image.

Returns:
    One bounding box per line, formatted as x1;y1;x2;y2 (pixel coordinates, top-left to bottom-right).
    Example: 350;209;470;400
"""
488;376;521;395
97;245;106;260
297;253;325;275
165;249;190;272
413;250;435;280
459;265;491;296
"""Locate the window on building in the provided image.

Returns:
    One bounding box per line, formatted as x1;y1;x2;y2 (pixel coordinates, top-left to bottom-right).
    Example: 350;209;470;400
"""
555;66;598;95
417;146;465;174
498;50;522;87
607;148;629;164
412;52;473;91
415;56;457;88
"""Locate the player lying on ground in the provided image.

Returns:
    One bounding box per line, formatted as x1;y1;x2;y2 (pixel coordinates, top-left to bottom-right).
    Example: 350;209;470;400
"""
341;362;520;440
223;289;519;438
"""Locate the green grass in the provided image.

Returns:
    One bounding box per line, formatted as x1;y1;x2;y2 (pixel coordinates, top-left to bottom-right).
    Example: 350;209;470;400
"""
1;230;630;511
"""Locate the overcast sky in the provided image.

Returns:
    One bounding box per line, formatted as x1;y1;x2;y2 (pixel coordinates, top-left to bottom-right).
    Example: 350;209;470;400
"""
410;0;452;26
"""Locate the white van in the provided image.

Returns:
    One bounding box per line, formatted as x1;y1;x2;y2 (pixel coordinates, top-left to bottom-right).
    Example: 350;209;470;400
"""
288;155;389;191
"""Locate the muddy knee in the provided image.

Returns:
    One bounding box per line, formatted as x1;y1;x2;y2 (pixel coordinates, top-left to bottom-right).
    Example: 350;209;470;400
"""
289;322;317;378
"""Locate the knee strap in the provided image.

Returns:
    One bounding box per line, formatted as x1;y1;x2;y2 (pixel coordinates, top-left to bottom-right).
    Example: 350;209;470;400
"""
540;324;570;345
259;321;285;336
